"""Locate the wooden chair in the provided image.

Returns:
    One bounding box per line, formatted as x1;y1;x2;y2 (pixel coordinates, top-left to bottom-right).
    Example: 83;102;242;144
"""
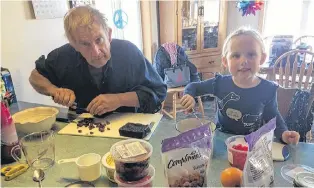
161;87;205;121
277;83;314;142
293;35;314;52
266;49;314;90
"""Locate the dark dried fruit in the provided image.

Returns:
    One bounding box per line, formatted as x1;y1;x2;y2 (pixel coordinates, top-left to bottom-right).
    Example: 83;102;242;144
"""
169;172;204;187
94;122;102;127
98;123;105;128
77;118;95;128
107;127;110;130
77;122;84;127
115;159;150;181
78;130;82;133
78;118;93;124
76;118;108;133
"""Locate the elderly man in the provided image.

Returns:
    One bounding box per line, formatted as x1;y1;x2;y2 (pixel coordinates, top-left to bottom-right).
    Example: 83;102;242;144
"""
29;6;167;115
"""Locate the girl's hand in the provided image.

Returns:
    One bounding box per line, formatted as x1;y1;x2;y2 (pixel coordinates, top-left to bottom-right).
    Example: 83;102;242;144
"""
180;94;195;111
282;131;300;144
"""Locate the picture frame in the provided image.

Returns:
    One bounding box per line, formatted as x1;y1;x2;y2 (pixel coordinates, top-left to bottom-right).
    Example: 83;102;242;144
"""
69;0;95;8
31;0;69;19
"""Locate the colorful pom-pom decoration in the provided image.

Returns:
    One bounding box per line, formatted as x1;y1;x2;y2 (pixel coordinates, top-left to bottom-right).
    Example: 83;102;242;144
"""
237;0;264;16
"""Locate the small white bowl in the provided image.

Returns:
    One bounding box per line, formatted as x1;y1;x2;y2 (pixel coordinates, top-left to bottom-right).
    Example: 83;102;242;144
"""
102;152;116;182
12;107;59;134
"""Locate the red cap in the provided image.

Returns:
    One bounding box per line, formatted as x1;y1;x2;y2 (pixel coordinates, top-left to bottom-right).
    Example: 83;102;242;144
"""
1;102;13;126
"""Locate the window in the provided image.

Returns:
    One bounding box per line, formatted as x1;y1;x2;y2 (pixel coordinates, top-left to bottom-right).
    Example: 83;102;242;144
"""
262;0;314;38
95;0;143;51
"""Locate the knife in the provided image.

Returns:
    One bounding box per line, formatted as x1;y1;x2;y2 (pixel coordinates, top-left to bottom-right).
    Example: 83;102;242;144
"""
51;97;87;113
56;108;84;123
71;102;88;113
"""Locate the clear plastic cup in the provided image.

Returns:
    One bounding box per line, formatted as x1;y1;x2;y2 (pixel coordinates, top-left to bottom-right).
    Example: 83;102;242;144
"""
110;139;153;181
114;164;155;187
175;117;216;133
176;117;216;157
225;135;248;170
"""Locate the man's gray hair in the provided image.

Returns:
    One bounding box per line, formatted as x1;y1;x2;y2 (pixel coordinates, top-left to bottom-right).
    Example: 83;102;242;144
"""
64;5;109;43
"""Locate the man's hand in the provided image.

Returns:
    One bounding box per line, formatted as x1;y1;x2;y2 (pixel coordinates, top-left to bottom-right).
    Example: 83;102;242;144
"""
50;88;76;107
180;94;196;111
87;94;121;115
282;131;300;144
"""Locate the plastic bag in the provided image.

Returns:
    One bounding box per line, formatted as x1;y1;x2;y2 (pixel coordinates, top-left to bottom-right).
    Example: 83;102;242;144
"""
161;124;212;187
243;118;276;187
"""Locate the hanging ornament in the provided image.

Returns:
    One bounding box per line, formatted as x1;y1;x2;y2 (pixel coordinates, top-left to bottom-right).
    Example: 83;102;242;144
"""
237;0;264;16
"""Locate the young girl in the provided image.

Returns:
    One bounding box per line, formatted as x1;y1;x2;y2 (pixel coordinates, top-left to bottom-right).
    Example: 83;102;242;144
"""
181;27;300;144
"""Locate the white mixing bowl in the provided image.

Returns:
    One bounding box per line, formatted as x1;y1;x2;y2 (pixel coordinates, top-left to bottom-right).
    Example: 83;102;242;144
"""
12;107;59;134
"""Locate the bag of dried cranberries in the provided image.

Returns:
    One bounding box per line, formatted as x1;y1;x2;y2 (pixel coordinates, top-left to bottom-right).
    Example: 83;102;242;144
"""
161;124;212;187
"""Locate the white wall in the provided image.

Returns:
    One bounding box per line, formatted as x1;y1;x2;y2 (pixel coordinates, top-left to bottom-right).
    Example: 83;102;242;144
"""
226;1;260;34
1;1;68;106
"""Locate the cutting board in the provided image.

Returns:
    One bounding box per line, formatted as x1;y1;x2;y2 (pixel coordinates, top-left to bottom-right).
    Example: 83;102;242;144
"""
58;113;163;140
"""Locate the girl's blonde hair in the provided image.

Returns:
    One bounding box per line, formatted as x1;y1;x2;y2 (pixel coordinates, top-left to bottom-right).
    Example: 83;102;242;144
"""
222;27;265;57
64;5;109;43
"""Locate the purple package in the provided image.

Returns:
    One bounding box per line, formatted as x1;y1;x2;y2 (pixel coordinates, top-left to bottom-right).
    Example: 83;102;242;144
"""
245;117;276;152
161;124;212;187
243;117;276;187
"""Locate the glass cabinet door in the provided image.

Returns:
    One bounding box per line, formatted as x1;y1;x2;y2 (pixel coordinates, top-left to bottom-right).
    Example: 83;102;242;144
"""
199;0;220;50
180;0;199;52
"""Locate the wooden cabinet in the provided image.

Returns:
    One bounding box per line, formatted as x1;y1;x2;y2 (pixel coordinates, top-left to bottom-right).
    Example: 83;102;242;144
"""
159;0;228;80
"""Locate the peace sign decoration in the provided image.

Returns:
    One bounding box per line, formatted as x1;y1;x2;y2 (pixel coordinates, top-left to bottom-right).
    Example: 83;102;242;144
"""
113;9;128;29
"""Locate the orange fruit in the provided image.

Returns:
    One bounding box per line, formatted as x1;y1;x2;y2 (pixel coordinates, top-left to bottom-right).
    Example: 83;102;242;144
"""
220;167;243;187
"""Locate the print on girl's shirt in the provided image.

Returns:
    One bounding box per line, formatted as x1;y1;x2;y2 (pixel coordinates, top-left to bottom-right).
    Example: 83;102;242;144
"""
226;109;262;128
226;108;242;121
241;113;262;128
217;92;240;110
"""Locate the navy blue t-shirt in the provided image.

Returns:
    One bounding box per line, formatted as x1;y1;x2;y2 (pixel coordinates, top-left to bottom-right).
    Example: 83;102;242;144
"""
184;74;287;139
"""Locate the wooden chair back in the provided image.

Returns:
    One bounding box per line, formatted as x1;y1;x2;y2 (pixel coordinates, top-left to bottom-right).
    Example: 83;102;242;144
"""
268;49;314;90
293;35;314;52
